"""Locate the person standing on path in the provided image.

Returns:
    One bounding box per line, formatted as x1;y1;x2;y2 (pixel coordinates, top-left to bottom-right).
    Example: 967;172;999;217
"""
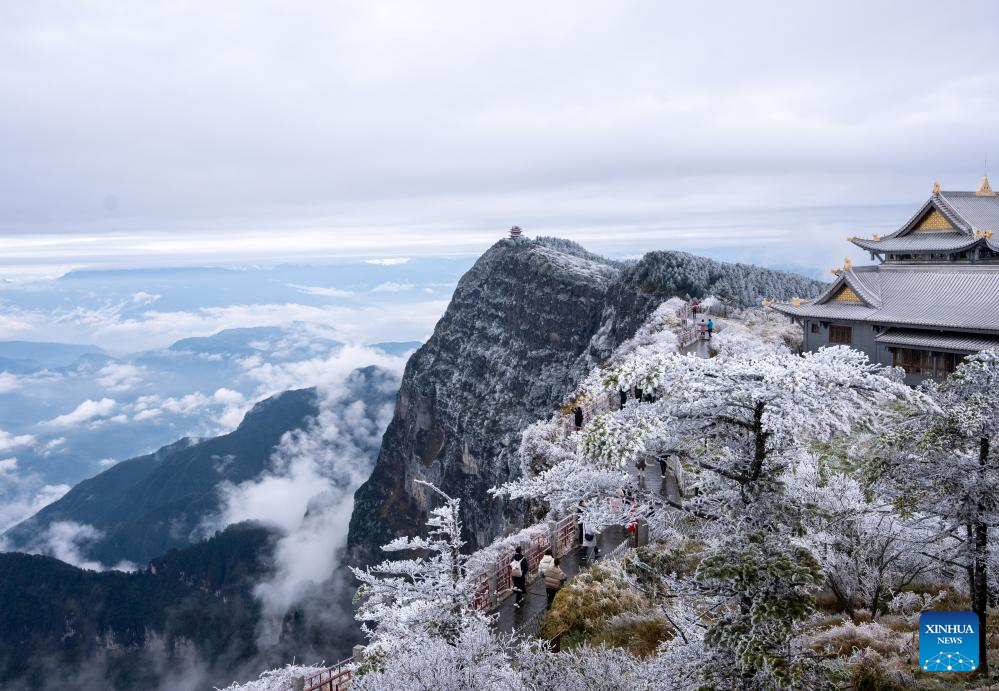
539;549;555;576
573;406;584;431
511;547;529;608
699;318;707;339
581;525;598;564
707;318;714;339
543;557;567;607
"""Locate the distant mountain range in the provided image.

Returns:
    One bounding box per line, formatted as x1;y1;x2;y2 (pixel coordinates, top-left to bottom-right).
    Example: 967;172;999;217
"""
3;366;395;567
0;341;109;373
0;521;277;690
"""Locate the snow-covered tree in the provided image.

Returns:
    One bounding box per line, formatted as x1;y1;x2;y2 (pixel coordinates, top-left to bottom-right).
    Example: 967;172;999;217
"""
788;458;935;617
350;481;482;656
867;348;999;676
499;343;916;687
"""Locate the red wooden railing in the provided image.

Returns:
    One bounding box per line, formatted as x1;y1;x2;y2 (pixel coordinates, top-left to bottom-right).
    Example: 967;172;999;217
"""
554;514;576;558
469;570;491;612
494;548;514;596
292;657;353;691
527;532;548;575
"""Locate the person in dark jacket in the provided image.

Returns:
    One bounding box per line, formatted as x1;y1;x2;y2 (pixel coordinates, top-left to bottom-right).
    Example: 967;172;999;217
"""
573;406;584;431
619;389;627;408
511;546;529;608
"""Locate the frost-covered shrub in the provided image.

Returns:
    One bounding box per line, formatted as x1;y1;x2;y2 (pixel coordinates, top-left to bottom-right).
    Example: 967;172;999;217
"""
540;563;647;643
806;621;911;657
840;649;916;691
598;612;674;657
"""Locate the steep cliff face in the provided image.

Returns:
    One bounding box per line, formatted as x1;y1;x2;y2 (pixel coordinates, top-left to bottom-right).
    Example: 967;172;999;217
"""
347;239;825;562
348;238;621;558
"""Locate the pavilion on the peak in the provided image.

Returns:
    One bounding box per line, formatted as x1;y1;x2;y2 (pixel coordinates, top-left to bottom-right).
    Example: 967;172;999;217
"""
774;177;999;384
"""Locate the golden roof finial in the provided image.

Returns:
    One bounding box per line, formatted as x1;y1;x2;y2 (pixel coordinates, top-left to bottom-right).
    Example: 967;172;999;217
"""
846;235;854;241
830;268;840;276
872;233;881;241
843;256;852;270
987;230;995;239
932;180;941;195
791;297;802;307
977;175;995;197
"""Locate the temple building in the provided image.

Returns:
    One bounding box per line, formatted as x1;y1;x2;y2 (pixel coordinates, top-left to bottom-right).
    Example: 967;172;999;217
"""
775;176;999;384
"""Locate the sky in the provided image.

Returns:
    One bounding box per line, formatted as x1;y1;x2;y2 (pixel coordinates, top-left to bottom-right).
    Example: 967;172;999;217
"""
4;1;999;277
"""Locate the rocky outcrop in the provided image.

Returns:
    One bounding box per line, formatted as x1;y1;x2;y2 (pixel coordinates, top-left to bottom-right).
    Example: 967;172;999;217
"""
347;238;824;562
347;238;621;559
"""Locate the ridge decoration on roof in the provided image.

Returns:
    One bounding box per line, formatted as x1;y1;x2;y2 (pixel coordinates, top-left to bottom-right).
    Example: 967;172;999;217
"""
849;178;999;255
810;268;880;309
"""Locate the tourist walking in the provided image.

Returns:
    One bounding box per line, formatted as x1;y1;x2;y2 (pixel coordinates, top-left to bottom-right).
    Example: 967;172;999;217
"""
658;455;669;479
707;318;714;339
581;524;598;564
543;557;567;607
573;406;584;431
619;388;627;408
539;549;555;576
699;319;707;338
510;547;529;608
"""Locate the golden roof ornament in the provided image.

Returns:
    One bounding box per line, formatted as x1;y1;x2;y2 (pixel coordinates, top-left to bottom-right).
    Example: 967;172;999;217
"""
987;230;995;239
830;268;840;276
977;175;996;197
843;256;852;270
846;235;854;241
932;180;941;195
872;233;881;241
791;297;802;307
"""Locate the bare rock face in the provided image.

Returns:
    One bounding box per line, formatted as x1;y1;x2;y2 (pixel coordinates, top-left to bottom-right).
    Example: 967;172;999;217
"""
346;238;824;563
347;238;621;561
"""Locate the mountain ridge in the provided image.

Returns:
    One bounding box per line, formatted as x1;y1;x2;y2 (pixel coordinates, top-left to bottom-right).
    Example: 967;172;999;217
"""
347;237;824;562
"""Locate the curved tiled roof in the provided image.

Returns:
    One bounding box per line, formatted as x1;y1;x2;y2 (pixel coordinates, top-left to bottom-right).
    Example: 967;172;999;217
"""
875;328;999;353
851;233;982;253
939;192;999;233
774;264;999;333
851;191;999;254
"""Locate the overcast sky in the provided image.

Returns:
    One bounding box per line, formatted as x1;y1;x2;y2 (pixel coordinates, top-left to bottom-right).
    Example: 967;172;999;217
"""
3;1;999;276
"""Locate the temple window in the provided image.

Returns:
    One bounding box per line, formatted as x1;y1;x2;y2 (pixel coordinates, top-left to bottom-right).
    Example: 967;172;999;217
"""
892;348;932;375
829;325;852;345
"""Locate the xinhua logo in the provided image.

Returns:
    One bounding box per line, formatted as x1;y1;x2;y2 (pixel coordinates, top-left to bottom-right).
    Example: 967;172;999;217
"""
918;611;979;672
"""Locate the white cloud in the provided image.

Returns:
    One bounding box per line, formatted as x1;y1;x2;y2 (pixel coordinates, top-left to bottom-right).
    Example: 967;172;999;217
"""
285;283;354;297
364;258;410;266
370;282;415;293
96;362;146;391
44;398;117;428
28;521;105;571
238;344;407;400
133;408;162;422
205;362;399;646
131;291;161;304
126;387;248;434
0;460;71;535
98;458;118;468
0;372;21;394
0;429;36;452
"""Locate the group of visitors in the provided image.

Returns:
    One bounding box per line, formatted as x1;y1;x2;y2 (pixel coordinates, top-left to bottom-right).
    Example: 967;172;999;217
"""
510;547;567;609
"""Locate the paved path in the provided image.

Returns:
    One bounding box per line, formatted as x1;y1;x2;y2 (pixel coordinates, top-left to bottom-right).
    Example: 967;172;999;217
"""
492;526;627;634
494;313;720;636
